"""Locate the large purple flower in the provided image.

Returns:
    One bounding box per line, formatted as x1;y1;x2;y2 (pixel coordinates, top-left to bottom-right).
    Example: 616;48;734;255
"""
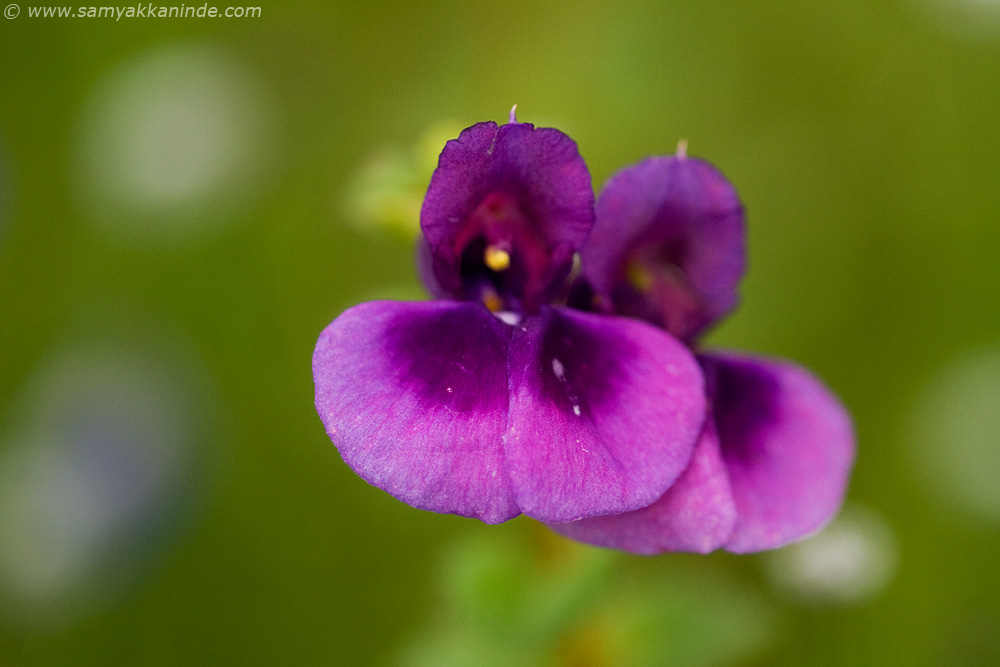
551;150;855;553
313;117;706;525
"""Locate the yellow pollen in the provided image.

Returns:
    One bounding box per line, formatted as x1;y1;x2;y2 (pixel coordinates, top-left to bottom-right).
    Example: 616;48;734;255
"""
484;245;511;272
626;260;654;291
483;290;503;313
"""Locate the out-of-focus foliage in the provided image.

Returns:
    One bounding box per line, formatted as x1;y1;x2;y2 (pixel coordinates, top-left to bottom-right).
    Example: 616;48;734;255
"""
1;1;998;665
402;525;778;667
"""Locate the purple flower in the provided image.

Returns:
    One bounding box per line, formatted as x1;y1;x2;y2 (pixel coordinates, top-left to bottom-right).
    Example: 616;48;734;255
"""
313;117;706;525
550;152;855;553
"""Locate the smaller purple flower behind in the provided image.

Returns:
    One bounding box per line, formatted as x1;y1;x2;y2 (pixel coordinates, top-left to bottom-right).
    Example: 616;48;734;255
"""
580;151;746;343
551;150;855;553
314;117;707;526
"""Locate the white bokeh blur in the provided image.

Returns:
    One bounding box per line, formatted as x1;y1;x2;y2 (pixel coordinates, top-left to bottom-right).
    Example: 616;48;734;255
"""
765;505;898;606
908;347;1000;523
75;42;276;247
0;342;206;627
912;0;1000;38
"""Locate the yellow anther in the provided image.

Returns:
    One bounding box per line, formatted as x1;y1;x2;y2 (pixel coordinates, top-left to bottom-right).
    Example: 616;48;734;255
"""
626;260;654;291
484;245;511;272
483;290;503;313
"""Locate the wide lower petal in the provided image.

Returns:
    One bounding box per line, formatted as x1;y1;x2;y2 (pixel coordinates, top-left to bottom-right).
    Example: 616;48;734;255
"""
505;308;705;523
548;418;738;554
313;300;519;523
703;353;855;553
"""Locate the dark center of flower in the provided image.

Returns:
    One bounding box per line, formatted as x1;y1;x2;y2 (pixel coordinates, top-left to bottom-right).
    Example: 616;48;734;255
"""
612;239;704;341
453;191;550;316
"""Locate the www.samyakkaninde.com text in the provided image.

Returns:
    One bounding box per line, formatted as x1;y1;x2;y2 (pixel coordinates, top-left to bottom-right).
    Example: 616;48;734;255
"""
26;4;261;18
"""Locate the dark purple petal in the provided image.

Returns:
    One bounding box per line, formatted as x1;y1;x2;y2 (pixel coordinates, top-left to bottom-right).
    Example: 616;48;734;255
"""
504;308;705;523
584;155;745;341
414;236;449;299
702;353;855;553
420;121;594;311
313;300;519;523
548;419;737;554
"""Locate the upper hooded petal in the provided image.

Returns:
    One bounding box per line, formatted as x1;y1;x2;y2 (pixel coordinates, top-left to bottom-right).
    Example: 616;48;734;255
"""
313;300;519;524
504;307;706;523
547;417;738;554
420;121;594;304
584;155;746;341
701;352;855;553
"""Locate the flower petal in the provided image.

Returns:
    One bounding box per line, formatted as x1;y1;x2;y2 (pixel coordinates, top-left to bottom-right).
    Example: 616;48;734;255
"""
702;353;855;553
584;156;745;341
420;121;594;305
504;307;705;523
548;419;738;554
414;236;449;299
313;300;519;523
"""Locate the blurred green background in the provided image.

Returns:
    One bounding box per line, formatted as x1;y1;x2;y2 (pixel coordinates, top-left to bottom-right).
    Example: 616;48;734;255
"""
1;1;999;665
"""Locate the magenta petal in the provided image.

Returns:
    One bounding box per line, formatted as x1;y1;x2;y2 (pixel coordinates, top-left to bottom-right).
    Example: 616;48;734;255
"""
504;308;706;523
549;419;737;554
585;156;745;341
313;300;519;523
414;236;449;299
703;353;855;553
421;121;593;255
420;121;594;305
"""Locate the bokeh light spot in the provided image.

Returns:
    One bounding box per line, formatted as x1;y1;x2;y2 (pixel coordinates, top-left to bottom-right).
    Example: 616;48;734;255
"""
911;0;1000;38
907;347;1000;522
0;343;209;627
765;504;898;606
75;43;276;247
342;120;463;239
